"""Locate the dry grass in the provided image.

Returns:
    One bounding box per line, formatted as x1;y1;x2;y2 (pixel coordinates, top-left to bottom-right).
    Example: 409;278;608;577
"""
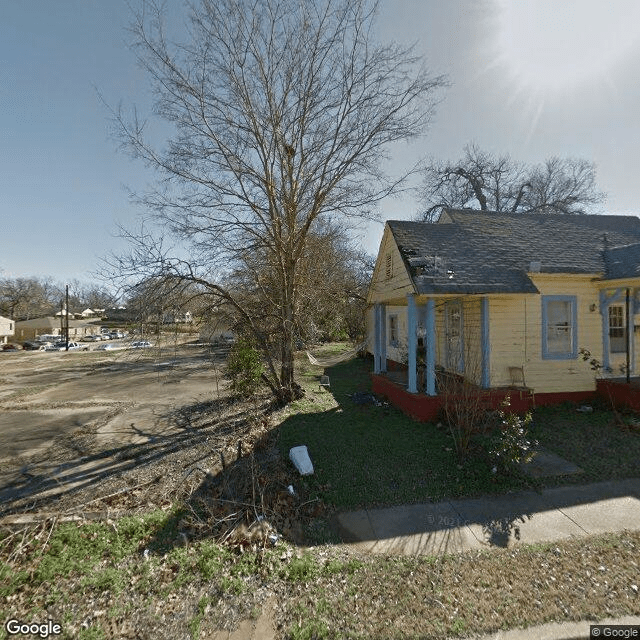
279;531;640;639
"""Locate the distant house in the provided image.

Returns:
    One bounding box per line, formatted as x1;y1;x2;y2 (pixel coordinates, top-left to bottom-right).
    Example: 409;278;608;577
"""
367;209;640;419
162;310;193;324
103;307;137;322
0;315;15;344
80;308;98;318
14;316;98;341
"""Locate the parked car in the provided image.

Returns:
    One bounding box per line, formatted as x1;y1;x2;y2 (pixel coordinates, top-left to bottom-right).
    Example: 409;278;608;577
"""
46;341;84;351
22;341;43;351
1;343;20;352
131;341;152;349
96;343;120;351
82;335;100;342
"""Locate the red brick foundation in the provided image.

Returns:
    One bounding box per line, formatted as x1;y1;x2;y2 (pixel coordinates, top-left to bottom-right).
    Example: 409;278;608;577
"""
370;374;635;422
596;379;640;412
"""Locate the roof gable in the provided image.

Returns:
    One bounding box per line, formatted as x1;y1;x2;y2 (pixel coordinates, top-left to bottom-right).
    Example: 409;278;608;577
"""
15;316;97;328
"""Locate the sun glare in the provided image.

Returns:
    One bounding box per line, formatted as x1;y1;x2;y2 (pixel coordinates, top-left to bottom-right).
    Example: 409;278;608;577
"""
493;0;640;94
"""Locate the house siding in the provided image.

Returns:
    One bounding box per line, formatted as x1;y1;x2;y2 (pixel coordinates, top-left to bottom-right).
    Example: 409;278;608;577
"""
14;317;98;341
0;316;14;343
489;276;602;394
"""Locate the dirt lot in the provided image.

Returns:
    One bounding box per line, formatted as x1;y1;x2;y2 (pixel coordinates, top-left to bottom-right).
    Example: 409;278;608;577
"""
0;339;251;517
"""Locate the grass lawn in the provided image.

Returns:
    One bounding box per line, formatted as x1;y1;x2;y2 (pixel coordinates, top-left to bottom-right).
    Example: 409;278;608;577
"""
4;505;638;640
531;403;640;484
279;350;640;514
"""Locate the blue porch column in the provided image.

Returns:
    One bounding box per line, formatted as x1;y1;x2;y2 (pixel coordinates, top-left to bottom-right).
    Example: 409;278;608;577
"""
481;297;490;388
627;289;634;375
425;298;436;396
407;294;417;393
380;304;387;373
373;303;381;374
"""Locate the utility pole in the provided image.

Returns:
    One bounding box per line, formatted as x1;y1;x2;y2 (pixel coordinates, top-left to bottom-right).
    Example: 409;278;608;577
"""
65;284;70;350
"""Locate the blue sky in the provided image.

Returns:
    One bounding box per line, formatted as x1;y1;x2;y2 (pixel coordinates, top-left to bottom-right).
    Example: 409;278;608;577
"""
2;0;640;284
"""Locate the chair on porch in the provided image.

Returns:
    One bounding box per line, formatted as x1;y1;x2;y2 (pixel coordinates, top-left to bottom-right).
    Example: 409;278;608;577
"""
508;366;535;407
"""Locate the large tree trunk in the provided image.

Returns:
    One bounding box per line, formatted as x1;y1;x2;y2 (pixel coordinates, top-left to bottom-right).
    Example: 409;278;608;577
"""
277;261;304;403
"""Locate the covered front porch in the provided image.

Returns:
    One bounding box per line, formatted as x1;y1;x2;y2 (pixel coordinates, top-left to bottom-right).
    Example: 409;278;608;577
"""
371;293;491;389
598;284;640;379
369;292;599;422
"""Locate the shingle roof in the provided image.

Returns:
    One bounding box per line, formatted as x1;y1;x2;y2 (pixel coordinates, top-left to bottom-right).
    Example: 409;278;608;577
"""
604;243;640;280
388;209;640;294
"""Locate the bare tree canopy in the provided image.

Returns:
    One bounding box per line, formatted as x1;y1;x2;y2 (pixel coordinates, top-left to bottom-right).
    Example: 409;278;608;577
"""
109;0;446;402
226;220;372;346
418;143;606;221
0;277;117;321
0;277;58;320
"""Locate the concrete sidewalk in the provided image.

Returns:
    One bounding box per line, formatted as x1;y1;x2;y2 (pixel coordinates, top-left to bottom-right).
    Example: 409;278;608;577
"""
471;615;640;640
336;478;640;555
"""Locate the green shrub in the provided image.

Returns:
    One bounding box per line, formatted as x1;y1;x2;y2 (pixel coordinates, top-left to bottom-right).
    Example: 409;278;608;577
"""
485;398;537;473
226;336;264;396
282;552;320;582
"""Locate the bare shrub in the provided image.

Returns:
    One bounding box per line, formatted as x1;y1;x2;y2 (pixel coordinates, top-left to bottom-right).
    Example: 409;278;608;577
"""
438;371;491;460
436;301;491;459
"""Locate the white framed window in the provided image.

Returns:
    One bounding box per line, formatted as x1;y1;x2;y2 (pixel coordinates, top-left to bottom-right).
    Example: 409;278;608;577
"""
542;295;577;359
609;305;626;353
388;314;398;346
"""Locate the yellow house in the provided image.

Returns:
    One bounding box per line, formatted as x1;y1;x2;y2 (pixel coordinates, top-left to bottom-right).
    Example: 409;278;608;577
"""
367;209;640;416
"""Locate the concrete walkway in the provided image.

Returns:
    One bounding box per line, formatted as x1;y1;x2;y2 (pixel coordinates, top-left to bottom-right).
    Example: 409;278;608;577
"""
336;478;640;555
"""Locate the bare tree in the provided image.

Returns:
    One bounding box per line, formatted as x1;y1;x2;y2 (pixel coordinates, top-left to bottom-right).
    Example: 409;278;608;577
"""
79;285;118;311
0;277;62;320
0;276;117;320
107;0;446;402
522;156;606;215
226;220;372;347
292;221;372;343
418;143;605;221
